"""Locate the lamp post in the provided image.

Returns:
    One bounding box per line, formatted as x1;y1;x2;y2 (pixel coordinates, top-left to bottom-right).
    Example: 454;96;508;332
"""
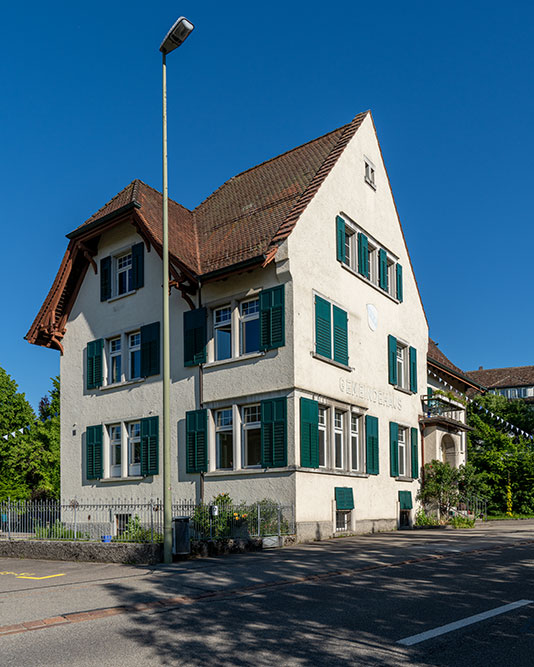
160;16;194;564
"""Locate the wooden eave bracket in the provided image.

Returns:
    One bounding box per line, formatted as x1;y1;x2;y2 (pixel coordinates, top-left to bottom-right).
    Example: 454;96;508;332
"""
75;241;98;274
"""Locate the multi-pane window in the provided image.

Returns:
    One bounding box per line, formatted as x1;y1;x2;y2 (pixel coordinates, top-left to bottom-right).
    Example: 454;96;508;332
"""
214;306;232;361
216;409;233;469
318;406;327;467
242;405;261;467
128;421;141;476
129;332;141;380
398;427;407;477
109;424;122;477
336;510;350;531
240;299;260;355
344;229;354;266
350;414;360;471
116;253;133;296
109;338;122;384
397;344;407;390
367;243;377;284
334;410;344;469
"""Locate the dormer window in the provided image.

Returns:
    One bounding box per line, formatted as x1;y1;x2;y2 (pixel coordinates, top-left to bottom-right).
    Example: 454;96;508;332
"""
100;242;144;302
116;252;133;296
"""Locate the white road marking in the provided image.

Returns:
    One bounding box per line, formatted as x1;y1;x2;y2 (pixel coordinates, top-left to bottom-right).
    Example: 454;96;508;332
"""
398;600;533;646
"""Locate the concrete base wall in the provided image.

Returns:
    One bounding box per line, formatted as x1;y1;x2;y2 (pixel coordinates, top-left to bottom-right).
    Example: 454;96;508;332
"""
0;540;162;565
296;518;397;542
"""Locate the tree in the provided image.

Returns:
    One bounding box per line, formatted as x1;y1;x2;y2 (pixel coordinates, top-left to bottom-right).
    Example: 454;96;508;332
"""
467;393;534;515
0;370;60;500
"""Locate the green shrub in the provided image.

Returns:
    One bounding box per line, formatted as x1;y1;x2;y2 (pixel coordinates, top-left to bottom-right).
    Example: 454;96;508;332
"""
34;520;88;540
414;509;440;527
113;515;162;543
449;514;475;528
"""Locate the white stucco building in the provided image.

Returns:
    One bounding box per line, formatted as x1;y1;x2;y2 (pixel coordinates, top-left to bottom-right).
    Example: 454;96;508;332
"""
28;111;429;540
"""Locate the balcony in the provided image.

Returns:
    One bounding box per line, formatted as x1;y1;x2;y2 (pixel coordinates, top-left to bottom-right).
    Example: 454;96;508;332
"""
420;395;472;432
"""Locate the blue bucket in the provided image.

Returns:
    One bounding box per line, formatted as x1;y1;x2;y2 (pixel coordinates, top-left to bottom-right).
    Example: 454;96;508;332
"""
101;535;112;543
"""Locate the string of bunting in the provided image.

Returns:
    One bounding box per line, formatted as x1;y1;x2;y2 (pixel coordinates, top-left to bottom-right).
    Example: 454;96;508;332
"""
427;370;534;441
1;412;58;442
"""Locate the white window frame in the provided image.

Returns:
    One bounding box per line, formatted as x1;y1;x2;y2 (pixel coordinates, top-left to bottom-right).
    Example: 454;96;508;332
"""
334;409;344;470
128;332;141;380
336;510;351;532
214;306;232;361
115;251;133;297
127;421;141;477
242;404;261;468
364;158;376;189
215;408;234;470
396;342;409;390
109;424;122;478
108;337;122;385
318;405;328;468
398;426;407;477
239;298;260;356
350;412;363;472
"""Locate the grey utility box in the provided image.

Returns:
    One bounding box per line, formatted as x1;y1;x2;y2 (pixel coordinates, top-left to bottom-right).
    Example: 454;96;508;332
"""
172;516;191;555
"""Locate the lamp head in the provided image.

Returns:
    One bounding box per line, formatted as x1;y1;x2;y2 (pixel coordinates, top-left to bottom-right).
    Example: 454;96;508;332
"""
160;17;194;54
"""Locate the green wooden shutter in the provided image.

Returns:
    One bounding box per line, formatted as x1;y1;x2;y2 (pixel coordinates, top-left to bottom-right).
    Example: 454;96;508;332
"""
131;242;144;290
379;249;388;291
86;339;103;390
259;285;285;351
389;422;399;477
335;487;355;510
358;233;369;277
140;416;159;476
388;335;398;386
86;424;103;480
261;397;287;468
186;409;208;473
315;295;331;359
396;264;403;302
365;415;379;475
140;322;160;377
184;308;207;366
332;305;348;366
300;397;319;468
409;346;417;393
100;256;111;301
336;216;346;263
399;490;413;510
411;427;419;479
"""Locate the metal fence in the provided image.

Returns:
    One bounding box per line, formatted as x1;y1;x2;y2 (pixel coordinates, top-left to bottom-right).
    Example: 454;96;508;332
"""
0;499;295;544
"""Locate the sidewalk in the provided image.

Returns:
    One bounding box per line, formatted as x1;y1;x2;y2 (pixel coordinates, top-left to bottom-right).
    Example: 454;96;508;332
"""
1;520;533;633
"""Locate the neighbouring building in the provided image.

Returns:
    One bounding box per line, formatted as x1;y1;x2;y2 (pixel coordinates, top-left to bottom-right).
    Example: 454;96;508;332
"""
423;339;485;468
27;111;429;540
466;366;534;404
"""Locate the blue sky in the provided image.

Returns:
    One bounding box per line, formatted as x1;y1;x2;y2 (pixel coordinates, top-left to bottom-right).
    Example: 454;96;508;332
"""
2;1;533;409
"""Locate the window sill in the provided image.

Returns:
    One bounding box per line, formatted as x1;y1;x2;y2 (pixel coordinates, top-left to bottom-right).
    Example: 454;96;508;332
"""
107;290;138;304
100;378;145;392
365;177;377;191
99;476;145;483
298;467;369;478
340;262;400;304
311;352;352;372
204;351;266;369
394;385;414;396
395;476;415;483
205;467;291;477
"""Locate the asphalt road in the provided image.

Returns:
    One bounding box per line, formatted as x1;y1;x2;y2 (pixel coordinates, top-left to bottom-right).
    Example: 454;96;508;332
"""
2;521;534;665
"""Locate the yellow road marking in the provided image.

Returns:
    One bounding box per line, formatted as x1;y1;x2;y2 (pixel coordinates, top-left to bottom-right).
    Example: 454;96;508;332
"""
0;571;65;579
16;574;65;580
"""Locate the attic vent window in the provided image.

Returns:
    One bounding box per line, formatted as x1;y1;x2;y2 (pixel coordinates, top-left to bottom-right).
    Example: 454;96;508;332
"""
364;159;376;190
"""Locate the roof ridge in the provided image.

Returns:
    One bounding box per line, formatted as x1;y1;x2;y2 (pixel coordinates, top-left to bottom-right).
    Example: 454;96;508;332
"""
81;179;139;225
192;122;353;215
467;364;534;373
135;179;192;214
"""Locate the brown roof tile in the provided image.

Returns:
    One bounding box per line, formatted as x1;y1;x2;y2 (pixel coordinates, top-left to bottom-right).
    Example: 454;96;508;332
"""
466;366;534;388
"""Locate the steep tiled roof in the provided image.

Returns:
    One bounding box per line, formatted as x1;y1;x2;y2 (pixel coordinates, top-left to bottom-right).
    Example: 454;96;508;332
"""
69;112;367;276
427;338;485;390
466;366;534;389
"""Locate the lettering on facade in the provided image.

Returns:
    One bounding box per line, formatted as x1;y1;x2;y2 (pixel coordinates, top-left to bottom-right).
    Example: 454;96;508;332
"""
339;377;402;410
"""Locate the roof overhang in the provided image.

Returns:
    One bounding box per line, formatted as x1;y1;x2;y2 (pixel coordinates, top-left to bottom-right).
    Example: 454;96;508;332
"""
428;358;486;392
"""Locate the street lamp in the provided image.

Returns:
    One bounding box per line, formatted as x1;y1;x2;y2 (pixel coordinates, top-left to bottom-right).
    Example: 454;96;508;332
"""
160;16;194;565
